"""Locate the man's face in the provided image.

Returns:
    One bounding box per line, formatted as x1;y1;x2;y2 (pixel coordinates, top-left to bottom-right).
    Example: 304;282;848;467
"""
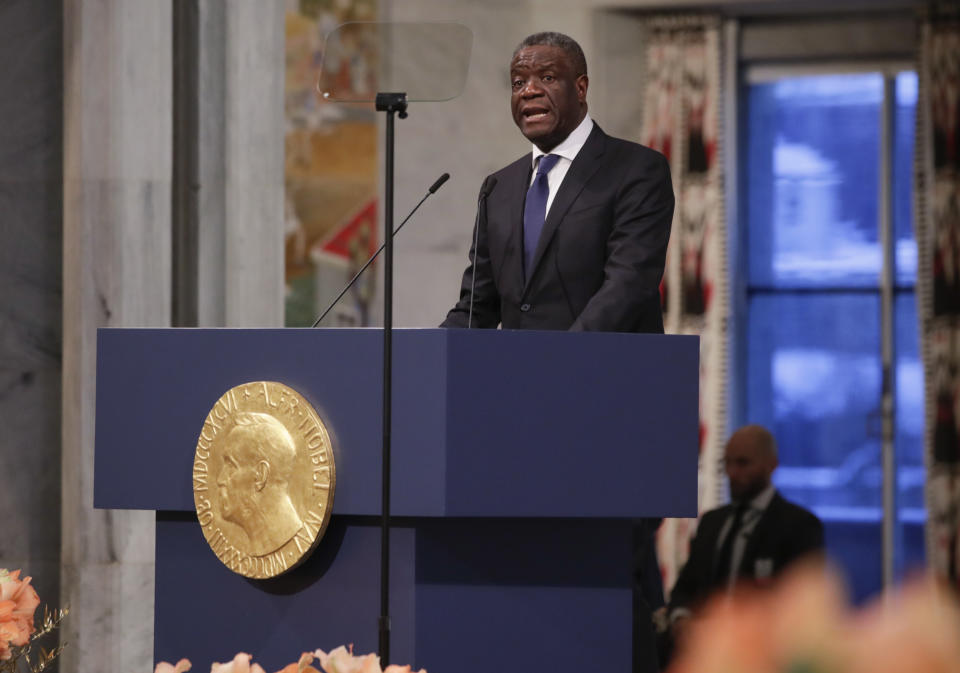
217;439;258;524
510;45;588;152
724;435;775;502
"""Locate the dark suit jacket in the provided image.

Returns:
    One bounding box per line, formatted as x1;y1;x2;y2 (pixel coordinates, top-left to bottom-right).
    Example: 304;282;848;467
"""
669;491;825;614
442;123;673;332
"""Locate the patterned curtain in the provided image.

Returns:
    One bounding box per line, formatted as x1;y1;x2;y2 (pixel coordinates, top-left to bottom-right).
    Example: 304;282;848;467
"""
638;15;729;594
918;10;960;590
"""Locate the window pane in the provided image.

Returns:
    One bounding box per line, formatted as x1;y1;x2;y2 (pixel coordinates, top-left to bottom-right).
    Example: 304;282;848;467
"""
748;294;882;509
747;293;883;601
894;71;918;286
895;292;925;576
747;74;883;288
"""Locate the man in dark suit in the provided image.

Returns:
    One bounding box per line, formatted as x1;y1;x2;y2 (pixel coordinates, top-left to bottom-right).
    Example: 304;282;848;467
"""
667;425;824;646
441;32;673;672
441;31;673;332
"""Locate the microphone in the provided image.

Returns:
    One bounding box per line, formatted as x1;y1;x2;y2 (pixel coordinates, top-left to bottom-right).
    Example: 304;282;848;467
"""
311;173;450;328
428;173;450;193
467;176;498;328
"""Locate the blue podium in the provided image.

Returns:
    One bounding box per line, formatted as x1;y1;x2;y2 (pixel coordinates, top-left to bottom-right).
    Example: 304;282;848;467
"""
94;328;698;672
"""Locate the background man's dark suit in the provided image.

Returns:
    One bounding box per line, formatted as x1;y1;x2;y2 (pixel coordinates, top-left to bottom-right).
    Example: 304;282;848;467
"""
668;491;825;614
442;123;673;332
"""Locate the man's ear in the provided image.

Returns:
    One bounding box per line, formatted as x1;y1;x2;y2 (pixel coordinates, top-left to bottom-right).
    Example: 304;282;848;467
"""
255;460;269;492
577;74;589;104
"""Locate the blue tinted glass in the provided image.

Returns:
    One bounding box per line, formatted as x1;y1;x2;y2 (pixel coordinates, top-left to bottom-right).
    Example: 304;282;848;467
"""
895;292;925;576
747;294;882;509
894;72;918;286
747;293;885;603
748;74;883;288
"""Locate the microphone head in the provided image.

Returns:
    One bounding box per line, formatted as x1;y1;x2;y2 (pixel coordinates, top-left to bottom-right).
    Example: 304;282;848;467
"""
481;176;498;199
429;173;450;193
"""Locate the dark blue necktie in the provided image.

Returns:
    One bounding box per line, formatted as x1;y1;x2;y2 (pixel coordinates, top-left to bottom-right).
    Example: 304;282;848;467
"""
523;153;561;280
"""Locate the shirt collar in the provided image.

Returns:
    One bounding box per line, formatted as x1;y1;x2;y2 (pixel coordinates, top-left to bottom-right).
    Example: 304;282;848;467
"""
746;483;776;512
530;113;594;168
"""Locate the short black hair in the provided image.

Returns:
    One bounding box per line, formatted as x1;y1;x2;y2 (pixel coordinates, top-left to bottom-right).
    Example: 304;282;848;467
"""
513;32;587;77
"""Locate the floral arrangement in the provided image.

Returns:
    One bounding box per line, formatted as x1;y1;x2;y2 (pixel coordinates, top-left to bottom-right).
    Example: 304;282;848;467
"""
155;645;426;673
668;562;960;673
0;569;67;673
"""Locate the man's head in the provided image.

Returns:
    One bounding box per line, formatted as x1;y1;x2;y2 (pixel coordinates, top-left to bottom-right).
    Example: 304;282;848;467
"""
510;32;589;152
217;413;297;527
723;425;778;502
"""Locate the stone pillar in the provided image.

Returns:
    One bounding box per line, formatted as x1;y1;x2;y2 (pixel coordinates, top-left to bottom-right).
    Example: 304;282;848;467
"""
0;0;63;612
61;1;172;671
175;0;285;328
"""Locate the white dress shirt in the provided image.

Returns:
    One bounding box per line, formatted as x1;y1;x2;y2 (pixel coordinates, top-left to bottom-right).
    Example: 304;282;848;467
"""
529;113;594;217
717;483;777;588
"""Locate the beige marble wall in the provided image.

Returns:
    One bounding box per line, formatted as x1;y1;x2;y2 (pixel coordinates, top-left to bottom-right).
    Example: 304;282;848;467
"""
0;0;63;621
61;1;172;671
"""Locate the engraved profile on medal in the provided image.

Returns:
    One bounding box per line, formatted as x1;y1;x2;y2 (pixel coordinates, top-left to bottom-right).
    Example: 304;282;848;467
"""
193;381;336;579
217;413;304;556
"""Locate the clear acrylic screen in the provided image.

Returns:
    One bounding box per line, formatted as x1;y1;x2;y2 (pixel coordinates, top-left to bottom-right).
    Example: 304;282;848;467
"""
317;22;473;103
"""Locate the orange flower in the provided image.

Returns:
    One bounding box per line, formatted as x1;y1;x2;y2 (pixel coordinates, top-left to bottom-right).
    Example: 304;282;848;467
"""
667;564;960;673
154;660;192;673
160;647;423;673
313;646;383;673
0;569;41;660
668;587;775;673
211;652;268;673
765;561;850;671
845;575;960;673
274;651;322;673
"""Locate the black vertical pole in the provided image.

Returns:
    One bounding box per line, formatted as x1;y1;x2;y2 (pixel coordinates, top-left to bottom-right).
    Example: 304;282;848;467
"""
376;92;406;666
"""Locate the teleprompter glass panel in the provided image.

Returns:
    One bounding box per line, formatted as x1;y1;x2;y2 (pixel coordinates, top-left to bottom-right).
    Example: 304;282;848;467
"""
317;22;472;103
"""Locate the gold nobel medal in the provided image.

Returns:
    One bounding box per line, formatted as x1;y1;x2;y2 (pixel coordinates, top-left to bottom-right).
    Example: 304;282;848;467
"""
192;381;336;578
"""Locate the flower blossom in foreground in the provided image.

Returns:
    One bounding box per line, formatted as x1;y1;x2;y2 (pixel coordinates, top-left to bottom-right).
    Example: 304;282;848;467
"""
210;652;268;673
667;561;960;673
0;569;41;661
155;645;427;673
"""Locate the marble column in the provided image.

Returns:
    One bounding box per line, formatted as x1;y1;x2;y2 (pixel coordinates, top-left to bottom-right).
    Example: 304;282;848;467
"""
61;1;172;671
178;0;284;328
0;0;63;616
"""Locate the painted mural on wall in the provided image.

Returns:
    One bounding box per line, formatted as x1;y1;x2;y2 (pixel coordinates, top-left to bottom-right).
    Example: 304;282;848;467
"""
921;20;960;591
639;17;728;597
284;0;378;327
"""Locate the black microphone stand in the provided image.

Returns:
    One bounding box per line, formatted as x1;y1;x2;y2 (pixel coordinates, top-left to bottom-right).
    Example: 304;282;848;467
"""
375;91;406;666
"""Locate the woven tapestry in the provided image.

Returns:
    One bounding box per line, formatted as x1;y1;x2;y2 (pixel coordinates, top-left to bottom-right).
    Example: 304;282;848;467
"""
919;18;960;590
638;15;729;594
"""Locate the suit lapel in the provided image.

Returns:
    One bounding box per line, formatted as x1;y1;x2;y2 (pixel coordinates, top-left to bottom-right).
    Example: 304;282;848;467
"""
706;505;733;581
506;159;532;295
522;124;607;295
